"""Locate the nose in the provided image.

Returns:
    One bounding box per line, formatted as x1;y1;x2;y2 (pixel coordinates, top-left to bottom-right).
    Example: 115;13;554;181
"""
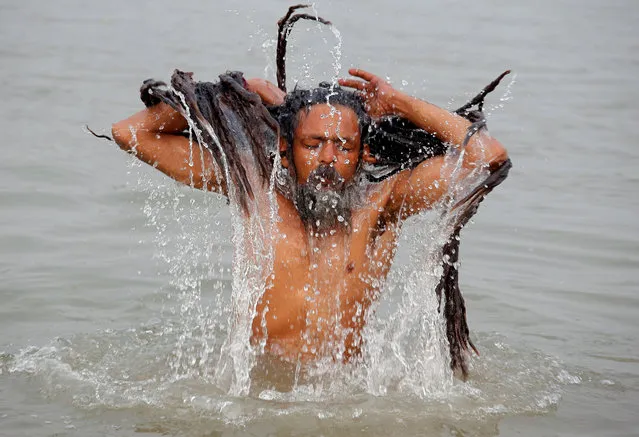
318;141;337;165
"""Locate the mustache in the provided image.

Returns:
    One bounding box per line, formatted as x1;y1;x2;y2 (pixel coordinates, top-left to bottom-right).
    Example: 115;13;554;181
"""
307;165;345;189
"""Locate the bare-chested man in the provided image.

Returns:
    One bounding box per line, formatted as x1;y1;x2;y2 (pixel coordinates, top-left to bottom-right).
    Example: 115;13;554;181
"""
111;68;508;366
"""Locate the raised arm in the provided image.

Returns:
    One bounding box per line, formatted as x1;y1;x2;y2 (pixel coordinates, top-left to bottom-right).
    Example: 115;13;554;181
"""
339;68;508;220
111;103;225;193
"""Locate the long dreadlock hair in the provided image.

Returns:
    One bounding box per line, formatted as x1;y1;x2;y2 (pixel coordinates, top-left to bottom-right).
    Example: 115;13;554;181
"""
89;4;512;379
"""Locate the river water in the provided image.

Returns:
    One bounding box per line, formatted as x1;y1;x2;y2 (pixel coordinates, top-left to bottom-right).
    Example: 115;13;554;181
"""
1;0;638;436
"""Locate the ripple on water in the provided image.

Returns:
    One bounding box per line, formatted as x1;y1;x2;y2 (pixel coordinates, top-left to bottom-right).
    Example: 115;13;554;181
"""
2;326;584;437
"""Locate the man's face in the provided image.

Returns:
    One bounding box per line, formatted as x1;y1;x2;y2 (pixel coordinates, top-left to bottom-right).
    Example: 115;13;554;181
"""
283;103;365;231
291;104;362;187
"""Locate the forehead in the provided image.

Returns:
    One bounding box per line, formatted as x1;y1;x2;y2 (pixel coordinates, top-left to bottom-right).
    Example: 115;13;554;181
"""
295;104;360;139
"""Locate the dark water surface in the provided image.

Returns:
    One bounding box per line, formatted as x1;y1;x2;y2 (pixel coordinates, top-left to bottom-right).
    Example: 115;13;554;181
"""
1;0;638;436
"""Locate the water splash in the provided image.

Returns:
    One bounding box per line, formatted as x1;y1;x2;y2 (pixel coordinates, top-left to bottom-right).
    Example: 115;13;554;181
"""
139;14;488;400
159;87;280;397
308;3;343;87
2;327;585;436
359;213;454;397
485;73;517;117
213;166;278;395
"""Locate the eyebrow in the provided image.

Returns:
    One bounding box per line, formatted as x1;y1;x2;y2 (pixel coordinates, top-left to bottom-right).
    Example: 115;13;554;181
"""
304;135;357;142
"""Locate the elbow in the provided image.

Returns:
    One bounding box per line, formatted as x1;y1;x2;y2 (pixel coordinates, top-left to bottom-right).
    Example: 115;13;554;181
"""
475;136;508;167
463;136;509;172
490;140;509;166
111;121;133;151
484;138;510;174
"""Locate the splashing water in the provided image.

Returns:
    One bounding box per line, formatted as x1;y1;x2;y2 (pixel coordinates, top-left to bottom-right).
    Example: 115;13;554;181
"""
163;85;281;397
2;149;583;433
1;324;584;435
485;73;517;117
121;71;481;401
309;3;343;87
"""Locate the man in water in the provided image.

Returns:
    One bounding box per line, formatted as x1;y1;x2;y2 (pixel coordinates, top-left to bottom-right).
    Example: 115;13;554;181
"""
111;68;508;367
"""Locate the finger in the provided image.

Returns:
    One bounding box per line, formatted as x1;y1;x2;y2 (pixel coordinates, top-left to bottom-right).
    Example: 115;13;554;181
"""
349;68;376;82
338;78;366;90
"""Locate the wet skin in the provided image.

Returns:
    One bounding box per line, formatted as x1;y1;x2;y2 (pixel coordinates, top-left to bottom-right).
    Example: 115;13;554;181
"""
111;69;508;363
254;104;398;361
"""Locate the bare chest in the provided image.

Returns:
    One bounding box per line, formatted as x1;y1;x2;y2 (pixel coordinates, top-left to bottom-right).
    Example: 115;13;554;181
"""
254;202;398;339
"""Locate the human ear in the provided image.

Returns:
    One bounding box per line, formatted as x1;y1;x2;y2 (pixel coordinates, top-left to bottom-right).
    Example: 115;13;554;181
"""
361;143;377;164
279;136;290;168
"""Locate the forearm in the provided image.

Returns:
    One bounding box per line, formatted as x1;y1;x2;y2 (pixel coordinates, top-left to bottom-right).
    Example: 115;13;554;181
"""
392;93;508;168
112;103;188;149
392;93;471;146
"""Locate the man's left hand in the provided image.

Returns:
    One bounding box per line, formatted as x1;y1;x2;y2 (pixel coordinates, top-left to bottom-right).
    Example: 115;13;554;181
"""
338;68;403;119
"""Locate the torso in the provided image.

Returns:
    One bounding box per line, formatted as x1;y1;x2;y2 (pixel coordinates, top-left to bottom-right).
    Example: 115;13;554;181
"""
251;179;401;362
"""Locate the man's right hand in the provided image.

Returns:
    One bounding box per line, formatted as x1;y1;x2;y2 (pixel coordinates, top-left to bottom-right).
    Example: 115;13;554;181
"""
139;79;167;108
245;78;285;106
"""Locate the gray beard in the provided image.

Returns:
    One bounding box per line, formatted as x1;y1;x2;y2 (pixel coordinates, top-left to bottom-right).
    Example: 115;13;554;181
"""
291;165;362;233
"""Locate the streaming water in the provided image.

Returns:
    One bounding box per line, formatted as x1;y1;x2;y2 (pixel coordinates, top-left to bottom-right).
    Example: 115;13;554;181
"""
1;1;637;436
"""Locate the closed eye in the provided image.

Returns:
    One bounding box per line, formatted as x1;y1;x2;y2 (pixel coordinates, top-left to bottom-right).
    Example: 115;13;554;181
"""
337;142;355;152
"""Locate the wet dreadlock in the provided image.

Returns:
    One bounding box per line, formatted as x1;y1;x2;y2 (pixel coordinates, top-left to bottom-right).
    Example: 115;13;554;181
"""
136;70;276;214
276;4;332;93
89;3;512;379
